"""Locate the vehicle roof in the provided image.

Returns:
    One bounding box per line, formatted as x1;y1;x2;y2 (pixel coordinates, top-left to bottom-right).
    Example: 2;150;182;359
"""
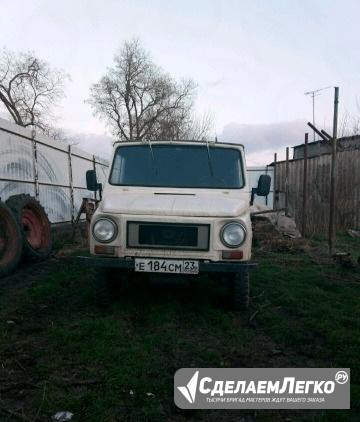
113;140;245;149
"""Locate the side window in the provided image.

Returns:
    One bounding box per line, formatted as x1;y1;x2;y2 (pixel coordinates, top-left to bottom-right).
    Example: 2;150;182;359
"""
110;154;123;183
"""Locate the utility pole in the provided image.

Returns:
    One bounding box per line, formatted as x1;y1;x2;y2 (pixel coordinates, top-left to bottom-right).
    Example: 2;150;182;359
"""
273;152;277;209
329;87;339;255
302;133;308;236
305;86;332;142
285;147;289;216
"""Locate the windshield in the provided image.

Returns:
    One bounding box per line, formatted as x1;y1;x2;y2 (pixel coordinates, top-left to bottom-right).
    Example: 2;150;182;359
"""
109;144;244;189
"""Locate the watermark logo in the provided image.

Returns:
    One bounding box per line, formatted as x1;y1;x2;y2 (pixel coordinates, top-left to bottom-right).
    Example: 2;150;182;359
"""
177;371;199;403
335;371;348;384
174;368;350;409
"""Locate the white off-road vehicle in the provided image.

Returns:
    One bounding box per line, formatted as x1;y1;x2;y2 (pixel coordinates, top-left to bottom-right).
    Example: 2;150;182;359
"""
80;141;270;310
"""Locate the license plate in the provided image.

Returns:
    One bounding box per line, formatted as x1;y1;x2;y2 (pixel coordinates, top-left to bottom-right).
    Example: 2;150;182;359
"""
135;258;199;274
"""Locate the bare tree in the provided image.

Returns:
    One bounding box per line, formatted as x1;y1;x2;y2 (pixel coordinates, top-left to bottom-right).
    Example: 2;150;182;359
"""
352;98;360;135
339;112;360;138
339;99;360;137
43;126;80;145
88;39;211;142
182;112;214;141
0;48;68;132
153;109;214;141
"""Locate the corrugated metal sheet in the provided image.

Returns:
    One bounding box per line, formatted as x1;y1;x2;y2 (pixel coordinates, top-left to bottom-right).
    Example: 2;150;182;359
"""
71;155;95;189
0;132;34;182
0;118;109;223
37;143;70;185
0;180;35;201
39;185;72;223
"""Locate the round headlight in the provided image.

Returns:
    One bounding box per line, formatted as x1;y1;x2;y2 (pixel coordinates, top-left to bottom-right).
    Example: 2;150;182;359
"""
93;218;117;243
220;222;246;248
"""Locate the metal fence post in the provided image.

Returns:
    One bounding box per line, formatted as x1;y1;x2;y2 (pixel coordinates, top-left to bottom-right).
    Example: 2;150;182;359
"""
285;147;289;216
302;133;308;236
92;155;97;200
264;165;269;206
31;129;39;199
68;145;75;224
329;87;339;254
273;153;277;209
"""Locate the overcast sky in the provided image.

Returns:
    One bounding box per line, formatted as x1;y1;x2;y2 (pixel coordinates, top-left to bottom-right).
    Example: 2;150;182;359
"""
1;0;360;164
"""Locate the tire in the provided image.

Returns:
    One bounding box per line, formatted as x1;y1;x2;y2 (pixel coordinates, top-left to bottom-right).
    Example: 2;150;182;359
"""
230;272;250;310
6;194;52;260
92;268;112;308
0;201;22;277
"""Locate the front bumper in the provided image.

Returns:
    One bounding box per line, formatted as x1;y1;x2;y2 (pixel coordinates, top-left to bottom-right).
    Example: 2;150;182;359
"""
78;256;257;273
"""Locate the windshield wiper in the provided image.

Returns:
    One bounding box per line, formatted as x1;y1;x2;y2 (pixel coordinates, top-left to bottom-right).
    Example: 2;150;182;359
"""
147;138;158;174
206;138;214;176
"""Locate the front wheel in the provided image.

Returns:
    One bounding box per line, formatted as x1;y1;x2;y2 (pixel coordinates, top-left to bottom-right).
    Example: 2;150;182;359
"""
229;272;250;310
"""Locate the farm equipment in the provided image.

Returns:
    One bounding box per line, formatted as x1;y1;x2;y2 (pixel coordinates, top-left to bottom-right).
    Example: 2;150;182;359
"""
0;194;52;277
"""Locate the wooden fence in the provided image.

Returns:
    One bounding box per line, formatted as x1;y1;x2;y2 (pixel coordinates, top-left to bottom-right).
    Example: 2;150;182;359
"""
273;149;360;236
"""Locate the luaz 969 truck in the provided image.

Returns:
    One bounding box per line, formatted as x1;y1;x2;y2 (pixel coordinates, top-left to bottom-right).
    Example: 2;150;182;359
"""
80;140;270;310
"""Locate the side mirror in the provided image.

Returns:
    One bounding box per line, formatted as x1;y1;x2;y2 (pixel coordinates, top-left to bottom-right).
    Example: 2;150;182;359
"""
86;170;99;191
86;169;103;200
250;174;271;205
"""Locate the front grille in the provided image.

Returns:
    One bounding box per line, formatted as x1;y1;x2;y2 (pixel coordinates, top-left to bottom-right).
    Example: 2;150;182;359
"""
139;224;198;247
127;222;210;250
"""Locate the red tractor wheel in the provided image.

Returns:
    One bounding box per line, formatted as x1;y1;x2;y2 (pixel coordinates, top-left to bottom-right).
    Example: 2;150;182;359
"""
6;194;52;260
0;200;22;277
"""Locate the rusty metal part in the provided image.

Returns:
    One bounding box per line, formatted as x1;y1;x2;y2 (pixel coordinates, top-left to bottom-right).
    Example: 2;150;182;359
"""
72;198;100;244
251;208;286;216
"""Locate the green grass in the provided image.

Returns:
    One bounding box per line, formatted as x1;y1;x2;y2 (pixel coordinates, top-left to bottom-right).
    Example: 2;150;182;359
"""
0;242;359;421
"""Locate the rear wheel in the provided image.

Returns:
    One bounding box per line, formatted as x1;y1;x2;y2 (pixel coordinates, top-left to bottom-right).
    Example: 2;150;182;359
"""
6;194;52;260
0;201;22;277
229;272;250;310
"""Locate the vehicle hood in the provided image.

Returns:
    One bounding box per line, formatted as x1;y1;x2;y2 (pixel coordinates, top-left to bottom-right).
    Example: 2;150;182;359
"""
101;191;248;217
